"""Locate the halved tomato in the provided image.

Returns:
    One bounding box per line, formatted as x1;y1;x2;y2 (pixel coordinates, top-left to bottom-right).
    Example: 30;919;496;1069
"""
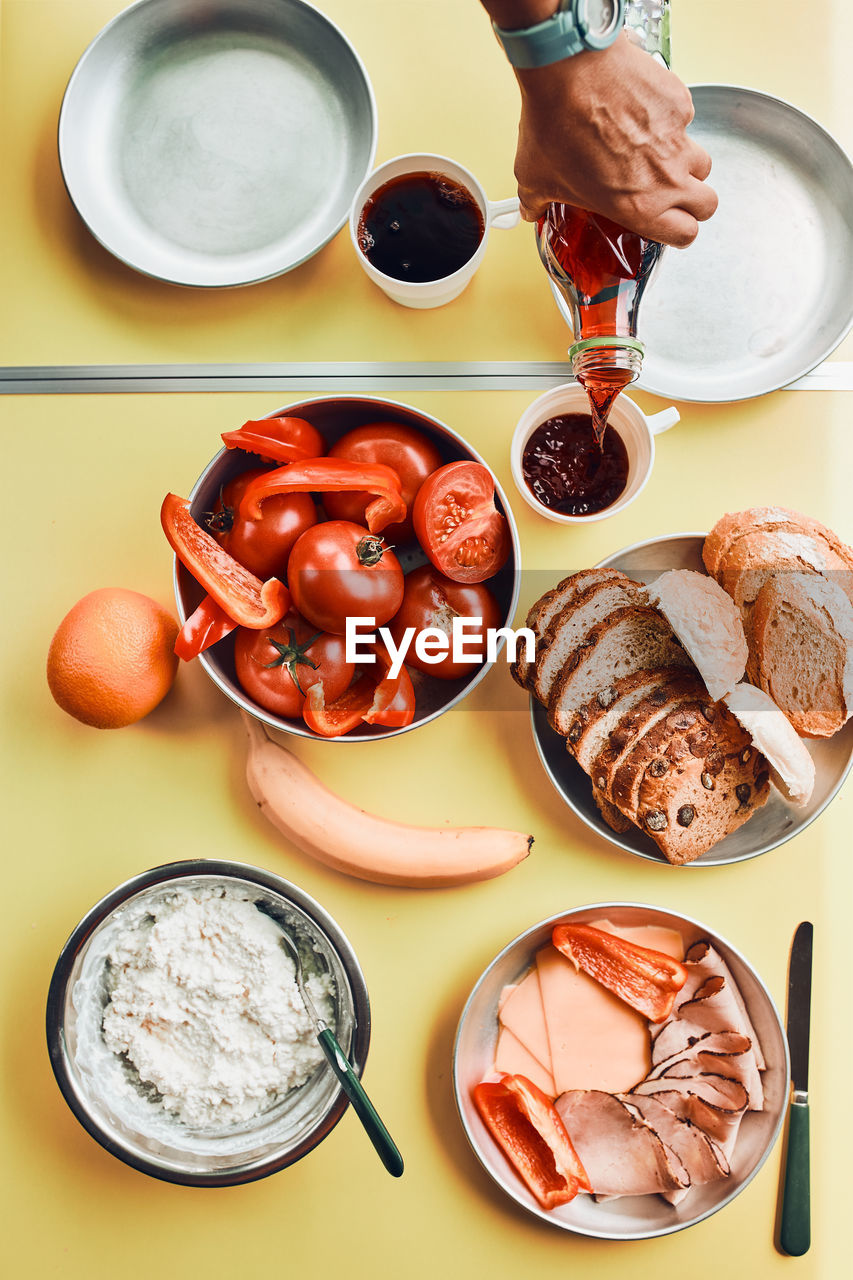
387;565;502;679
413;461;511;584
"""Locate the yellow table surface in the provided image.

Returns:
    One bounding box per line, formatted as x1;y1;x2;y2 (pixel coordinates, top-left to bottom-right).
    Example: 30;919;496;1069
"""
2;2;852;1278
3;387;851;1279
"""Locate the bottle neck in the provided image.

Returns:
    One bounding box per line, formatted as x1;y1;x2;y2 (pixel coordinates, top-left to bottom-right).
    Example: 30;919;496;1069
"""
570;339;644;386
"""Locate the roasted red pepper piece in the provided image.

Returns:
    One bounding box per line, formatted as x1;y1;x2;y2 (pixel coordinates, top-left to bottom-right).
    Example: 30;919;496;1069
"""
174;595;237;661
302;647;415;737
551;924;688;1023
474;1074;590;1209
161;494;290;630
238;458;406;534
221;416;326;464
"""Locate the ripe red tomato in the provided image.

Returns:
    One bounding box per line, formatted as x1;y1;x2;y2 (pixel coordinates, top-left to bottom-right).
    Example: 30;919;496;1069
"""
388;565;503;679
322;422;442;543
207;468;317;580
413;461;511;584
287;521;404;635
233;611;353;719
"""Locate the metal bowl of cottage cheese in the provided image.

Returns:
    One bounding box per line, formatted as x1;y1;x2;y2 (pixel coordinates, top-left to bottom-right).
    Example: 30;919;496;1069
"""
46;860;371;1185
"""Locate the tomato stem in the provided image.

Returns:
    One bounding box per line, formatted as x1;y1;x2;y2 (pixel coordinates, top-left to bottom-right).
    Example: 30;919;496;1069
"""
356;535;388;567
261;628;321;696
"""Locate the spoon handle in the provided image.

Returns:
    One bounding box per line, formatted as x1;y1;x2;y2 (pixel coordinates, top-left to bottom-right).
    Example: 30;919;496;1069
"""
317;1028;404;1177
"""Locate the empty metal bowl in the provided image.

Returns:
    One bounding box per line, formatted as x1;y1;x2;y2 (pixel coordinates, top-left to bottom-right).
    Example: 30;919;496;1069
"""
453;901;789;1239
58;0;377;286
46;860;370;1186
175;395;521;741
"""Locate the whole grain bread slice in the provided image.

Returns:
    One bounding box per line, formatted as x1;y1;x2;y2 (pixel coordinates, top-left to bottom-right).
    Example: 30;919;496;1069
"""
547;605;692;738
635;709;770;864
587;672;708;799
510;568;626;690
751;571;853;736
531;576;645;707
608;699;717;817
571;669;667;771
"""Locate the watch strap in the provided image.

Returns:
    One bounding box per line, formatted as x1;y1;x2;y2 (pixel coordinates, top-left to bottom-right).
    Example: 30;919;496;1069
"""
492;8;585;69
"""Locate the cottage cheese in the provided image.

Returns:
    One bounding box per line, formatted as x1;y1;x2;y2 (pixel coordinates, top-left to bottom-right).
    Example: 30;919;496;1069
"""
101;886;329;1128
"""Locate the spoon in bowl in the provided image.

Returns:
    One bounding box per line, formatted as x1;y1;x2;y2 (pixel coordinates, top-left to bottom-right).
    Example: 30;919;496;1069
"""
279;927;404;1177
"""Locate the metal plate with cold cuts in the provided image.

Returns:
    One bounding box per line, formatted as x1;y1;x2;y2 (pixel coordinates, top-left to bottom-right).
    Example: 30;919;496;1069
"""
552;85;853;401
58;0;377;286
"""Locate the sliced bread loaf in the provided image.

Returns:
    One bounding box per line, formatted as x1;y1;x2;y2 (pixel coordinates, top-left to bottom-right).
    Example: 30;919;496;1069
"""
547;605;692;738
531;576;645;706
634;707;770;864
511;568;626;690
751;571;853;736
571;669;667;771
608;700;715;818
587;673;708;801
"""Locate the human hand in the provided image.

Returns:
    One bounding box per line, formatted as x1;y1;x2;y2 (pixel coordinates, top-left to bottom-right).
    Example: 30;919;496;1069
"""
513;34;717;247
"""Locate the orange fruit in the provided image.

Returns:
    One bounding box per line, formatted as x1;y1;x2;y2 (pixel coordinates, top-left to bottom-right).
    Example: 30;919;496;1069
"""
47;588;180;729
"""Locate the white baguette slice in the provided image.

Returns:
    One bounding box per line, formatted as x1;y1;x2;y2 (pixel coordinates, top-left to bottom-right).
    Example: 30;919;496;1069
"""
648;570;748;702
723;682;815;806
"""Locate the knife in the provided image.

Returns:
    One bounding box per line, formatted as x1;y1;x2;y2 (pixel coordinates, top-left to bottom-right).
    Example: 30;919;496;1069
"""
780;921;813;1257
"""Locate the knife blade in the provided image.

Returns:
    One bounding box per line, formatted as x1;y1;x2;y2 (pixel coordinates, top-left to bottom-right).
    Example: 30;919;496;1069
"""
780;921;813;1256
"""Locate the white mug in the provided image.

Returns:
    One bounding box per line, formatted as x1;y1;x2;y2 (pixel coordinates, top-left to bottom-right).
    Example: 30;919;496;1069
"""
510;382;680;524
349;152;520;308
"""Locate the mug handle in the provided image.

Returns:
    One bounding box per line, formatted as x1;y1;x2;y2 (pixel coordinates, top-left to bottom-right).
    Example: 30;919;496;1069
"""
488;197;521;229
647;407;680;435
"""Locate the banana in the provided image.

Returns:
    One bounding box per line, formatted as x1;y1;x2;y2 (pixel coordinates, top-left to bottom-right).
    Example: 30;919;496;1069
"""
242;713;533;887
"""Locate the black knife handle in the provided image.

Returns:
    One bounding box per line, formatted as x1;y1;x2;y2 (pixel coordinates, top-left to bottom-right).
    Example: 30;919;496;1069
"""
780;1101;810;1256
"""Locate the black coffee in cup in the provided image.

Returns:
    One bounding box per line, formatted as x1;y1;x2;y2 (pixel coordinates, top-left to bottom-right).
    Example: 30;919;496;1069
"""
357;171;485;283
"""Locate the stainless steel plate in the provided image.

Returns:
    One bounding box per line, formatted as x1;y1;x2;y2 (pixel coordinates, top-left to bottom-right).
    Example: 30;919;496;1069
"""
453;902;789;1239
551;85;853;401
530;534;853;866
59;0;377;286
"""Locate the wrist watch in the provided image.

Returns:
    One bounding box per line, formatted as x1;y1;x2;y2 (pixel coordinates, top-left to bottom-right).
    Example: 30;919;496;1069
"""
492;1;626;69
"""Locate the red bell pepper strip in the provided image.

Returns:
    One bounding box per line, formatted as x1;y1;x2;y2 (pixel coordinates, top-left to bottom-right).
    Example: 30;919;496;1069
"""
551;924;688;1024
174;595;237;661
474;1074;591;1209
238;458;406;534
302;648;415;737
161;494;290;630
221;416;326;464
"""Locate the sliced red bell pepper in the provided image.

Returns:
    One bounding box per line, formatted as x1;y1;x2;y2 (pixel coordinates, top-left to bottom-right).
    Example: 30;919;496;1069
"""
174;595;237;661
302;647;415;737
551;923;688;1024
474;1074;590;1209
221;416;326;464
161;494;290;630
238;458;406;534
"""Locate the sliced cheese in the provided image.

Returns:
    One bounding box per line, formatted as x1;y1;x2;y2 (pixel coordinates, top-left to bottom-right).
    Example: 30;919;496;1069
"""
589;918;685;962
497;969;552;1073
536;922;685;1096
494;1027;556;1097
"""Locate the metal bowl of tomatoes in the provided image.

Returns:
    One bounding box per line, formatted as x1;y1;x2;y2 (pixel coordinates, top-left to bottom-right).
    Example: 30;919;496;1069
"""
173;396;520;741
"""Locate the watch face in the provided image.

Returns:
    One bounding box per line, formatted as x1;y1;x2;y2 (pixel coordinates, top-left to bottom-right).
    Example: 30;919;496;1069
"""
580;0;621;40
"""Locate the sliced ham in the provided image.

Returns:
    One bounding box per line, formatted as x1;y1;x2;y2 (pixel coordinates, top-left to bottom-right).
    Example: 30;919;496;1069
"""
660;941;765;1069
555;1090;690;1198
649;1028;763;1110
619;1093;730;1206
630;1073;749;1157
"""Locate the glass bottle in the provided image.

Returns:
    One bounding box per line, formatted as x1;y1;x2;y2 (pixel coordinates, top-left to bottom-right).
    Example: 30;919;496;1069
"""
536;1;672;442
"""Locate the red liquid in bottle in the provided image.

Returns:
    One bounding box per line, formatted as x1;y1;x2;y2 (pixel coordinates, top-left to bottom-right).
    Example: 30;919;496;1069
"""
539;205;664;442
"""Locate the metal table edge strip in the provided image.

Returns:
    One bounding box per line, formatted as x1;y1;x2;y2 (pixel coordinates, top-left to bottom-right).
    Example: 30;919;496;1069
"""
1;361;852;394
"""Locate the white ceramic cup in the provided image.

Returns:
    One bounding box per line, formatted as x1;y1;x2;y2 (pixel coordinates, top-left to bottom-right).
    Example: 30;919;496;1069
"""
510;382;680;524
349;152;520;308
